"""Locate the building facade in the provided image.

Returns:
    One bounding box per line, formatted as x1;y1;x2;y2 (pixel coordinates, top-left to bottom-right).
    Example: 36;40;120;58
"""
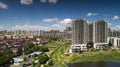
42;30;65;38
70;19;109;53
64;26;72;41
93;20;108;49
108;29;120;48
13;30;43;36
72;19;89;44
108;37;120;48
89;23;93;42
108;30;120;37
70;19;89;53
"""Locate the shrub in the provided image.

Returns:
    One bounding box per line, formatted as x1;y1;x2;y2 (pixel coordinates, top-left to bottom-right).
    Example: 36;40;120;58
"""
90;48;96;52
44;65;49;67
38;54;49;64
48;59;54;66
39;46;49;52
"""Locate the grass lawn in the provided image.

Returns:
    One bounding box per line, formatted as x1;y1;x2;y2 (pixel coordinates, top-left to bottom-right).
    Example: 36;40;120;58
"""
46;41;70;67
44;41;120;67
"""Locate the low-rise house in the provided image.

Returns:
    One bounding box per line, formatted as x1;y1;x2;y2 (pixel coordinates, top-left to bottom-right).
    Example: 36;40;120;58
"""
11;45;22;54
69;44;87;53
0;46;6;52
0;43;7;52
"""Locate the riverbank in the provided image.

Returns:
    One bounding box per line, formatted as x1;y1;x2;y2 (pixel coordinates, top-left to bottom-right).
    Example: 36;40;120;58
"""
69;50;120;63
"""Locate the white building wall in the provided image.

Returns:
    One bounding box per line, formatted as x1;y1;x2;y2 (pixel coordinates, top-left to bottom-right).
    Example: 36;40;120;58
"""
69;44;87;53
108;37;120;47
94;43;108;50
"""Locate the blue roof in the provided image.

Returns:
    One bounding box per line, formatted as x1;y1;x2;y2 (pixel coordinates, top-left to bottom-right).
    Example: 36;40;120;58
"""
13;57;23;62
29;52;42;56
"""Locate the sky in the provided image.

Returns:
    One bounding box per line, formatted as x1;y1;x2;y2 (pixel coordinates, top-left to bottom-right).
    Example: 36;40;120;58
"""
0;0;120;31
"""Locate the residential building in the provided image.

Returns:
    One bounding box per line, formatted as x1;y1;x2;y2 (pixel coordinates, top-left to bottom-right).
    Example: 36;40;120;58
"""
70;19;89;53
43;30;65;38
93;20;108;49
64;26;72;41
72;19;89;44
89;23;93;42
13;30;43;36
108;29;120;48
108;30;120;37
108;37;120;48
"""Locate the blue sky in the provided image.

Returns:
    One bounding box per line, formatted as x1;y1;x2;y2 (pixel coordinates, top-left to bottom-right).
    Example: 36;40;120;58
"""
0;0;120;31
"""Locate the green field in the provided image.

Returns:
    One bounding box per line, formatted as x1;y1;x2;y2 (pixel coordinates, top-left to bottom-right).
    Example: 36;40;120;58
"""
45;42;120;67
45;41;70;67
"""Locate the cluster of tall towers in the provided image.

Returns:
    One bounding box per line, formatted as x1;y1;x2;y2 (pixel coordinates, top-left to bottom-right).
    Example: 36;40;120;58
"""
72;19;108;44
70;18;108;53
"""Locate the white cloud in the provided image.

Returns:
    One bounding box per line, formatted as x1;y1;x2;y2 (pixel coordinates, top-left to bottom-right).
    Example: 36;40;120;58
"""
108;22;112;27
0;1;8;9
52;24;60;27
20;0;33;5
52;23;64;31
40;0;47;3
87;12;98;16
9;18;72;31
60;18;72;26
113;15;119;20
51;18;72;31
0;25;5;30
116;25;120;28
108;24;120;31
11;24;51;31
40;0;58;4
112;25;120;31
43;17;59;22
49;0;58;4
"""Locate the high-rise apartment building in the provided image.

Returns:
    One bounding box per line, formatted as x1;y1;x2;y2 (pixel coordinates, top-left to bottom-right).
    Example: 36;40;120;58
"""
93;20;108;43
70;19;89;53
64;26;72;41
72;19;89;44
108;30;120;37
13;30;43;36
70;19;108;53
93;20;108;49
89;23;93;42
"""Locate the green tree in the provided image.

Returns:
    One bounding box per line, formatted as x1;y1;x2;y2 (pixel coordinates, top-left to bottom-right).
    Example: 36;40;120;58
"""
38;54;49;64
39;46;49;52
49;37;62;41
48;59;54;66
44;65;49;67
87;42;94;49
0;49;14;66
108;40;113;48
90;48;96;52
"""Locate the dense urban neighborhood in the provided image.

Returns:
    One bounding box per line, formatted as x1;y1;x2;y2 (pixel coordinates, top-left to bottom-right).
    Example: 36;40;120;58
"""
0;19;120;67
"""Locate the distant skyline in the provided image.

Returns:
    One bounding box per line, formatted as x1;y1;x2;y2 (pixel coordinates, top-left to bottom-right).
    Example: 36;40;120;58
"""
0;0;120;31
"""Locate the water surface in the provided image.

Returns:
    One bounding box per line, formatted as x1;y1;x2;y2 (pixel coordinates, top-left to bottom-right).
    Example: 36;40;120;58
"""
68;61;120;67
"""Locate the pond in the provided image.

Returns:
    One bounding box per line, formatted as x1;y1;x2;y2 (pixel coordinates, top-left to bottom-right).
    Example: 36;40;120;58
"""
68;61;120;67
